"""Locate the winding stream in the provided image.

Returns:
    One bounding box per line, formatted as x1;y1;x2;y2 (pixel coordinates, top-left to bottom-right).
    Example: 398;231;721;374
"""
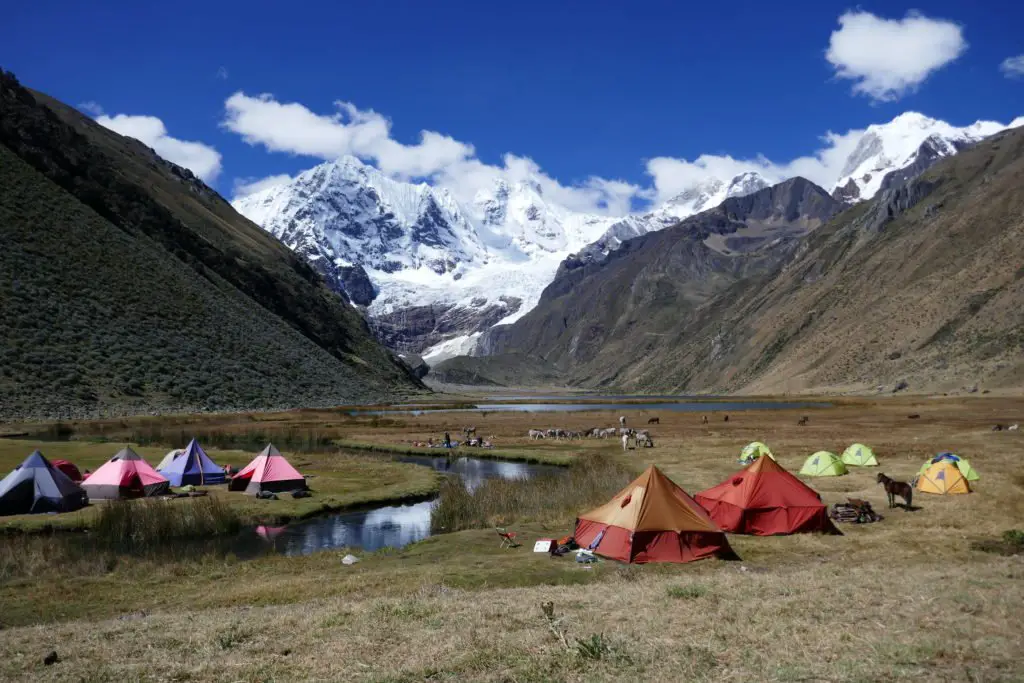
232;454;564;558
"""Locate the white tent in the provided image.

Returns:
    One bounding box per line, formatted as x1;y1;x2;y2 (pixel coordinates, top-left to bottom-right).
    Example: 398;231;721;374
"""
156;449;184;471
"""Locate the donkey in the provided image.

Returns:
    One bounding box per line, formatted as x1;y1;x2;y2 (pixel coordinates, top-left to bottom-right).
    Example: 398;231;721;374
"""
877;473;913;510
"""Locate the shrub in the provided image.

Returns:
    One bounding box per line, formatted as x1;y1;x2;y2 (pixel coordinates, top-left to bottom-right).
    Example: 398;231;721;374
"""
430;454;634;533
93;497;241;551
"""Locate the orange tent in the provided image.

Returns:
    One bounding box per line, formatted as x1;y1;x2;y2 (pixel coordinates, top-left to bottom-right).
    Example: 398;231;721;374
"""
916;461;970;495
574;465;738;564
695;456;840;535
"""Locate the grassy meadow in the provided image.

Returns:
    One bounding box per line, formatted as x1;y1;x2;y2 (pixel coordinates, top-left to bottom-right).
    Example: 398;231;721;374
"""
0;439;440;532
0;396;1022;681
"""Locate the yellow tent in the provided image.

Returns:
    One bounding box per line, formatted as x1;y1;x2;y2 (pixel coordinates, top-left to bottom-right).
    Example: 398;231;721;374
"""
916;461;970;495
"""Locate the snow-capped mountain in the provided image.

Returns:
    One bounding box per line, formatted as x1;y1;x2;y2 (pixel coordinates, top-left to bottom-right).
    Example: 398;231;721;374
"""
829;112;1014;202
234;156;637;359
572;172;773;262
235;156;485;278
657;171;772;220
233;112;1020;364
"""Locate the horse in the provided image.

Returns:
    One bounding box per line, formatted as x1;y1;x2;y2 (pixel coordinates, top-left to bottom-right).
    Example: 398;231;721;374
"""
798;416;809;426
647;417;660;424
621;434;630;451
528;429;546;440
619;416;627;427
702;415;708;425
877;473;913;510
463;426;477;438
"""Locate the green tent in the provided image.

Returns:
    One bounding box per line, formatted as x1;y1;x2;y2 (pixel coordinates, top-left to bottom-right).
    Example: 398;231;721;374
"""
799;451;847;477
841;443;879;467
917;453;979;481
739;441;775;465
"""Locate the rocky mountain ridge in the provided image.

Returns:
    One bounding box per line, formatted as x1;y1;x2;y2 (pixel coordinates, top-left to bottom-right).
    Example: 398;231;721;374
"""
442;126;1024;394
233;112;1020;361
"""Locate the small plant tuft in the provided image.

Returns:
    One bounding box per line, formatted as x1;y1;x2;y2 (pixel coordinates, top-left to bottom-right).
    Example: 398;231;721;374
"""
971;529;1024;556
576;633;612;660
216;624;252;650
667;584;708;600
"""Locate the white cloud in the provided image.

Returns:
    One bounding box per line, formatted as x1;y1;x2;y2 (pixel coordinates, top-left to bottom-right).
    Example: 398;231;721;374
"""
1000;55;1024;79
826;11;967;102
96;113;222;182
78;101;104;116
233;173;293;198
222;92;642;214
216;66;229;80
222;93;473;178
645;127;865;203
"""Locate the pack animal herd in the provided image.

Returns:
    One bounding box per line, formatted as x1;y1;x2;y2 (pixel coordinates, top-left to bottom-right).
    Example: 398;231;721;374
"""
527;416;655;449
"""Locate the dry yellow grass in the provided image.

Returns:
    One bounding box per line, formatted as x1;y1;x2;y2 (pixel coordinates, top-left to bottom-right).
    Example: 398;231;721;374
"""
1;396;1022;681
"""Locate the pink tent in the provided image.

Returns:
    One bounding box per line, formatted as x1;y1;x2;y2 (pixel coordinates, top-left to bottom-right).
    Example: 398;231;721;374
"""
229;444;306;495
81;447;170;499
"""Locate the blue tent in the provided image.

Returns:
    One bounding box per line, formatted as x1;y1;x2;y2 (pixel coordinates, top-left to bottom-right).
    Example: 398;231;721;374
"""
159;439;226;486
0;451;88;515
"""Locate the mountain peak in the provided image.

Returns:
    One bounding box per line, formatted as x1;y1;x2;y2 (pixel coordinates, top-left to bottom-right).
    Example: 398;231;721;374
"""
726;171;770;197
883;111;938;129
513;178;544;196
831;112;1016;202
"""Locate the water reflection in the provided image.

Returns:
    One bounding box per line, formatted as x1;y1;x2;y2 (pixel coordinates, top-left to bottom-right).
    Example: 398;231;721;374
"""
352;400;828;416
237;455;563;557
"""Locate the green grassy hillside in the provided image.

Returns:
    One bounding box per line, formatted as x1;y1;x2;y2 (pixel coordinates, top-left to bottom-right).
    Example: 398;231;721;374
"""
0;70;424;418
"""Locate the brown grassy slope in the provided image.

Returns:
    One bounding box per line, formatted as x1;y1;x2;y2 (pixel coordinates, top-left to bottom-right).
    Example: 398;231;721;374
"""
464;128;1023;395
478;178;839;383
0;69;423;417
0;397;1023;681
643;126;1024;395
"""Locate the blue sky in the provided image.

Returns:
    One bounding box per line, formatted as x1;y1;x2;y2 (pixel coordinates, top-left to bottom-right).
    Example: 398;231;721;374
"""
5;1;1023;210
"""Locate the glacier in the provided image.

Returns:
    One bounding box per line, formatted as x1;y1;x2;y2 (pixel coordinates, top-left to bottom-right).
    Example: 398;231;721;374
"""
233;112;1022;363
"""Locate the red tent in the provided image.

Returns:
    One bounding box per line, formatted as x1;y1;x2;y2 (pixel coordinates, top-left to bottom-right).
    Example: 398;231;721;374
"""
51;459;83;483
574;465;738;564
229;444;306;495
80;447;170;500
694;456;840;535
